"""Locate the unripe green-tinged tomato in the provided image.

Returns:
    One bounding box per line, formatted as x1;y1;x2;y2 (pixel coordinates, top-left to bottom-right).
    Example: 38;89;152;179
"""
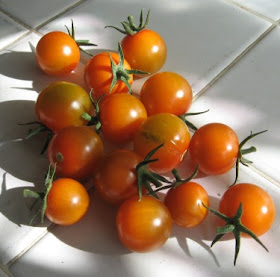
35;81;92;133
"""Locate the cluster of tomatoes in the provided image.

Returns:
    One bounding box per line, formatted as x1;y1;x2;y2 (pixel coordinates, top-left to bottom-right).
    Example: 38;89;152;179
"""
24;10;276;265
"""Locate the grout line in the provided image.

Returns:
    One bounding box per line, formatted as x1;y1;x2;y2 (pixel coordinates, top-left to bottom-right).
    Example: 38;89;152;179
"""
224;0;278;24
0;265;14;277
193;23;277;102
5;228;50;268
247;164;280;190
34;0;86;31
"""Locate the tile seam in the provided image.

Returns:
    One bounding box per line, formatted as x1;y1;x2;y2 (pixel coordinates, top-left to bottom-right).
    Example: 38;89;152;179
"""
193;23;276;101
224;0;278;24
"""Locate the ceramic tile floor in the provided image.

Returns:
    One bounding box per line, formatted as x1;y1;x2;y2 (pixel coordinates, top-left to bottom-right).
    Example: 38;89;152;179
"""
0;0;280;276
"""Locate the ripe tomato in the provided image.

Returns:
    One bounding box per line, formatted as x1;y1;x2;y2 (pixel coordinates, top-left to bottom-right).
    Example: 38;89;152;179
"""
45;178;90;225
36;31;80;76
93;149;143;204
99;93;147;144
219;183;276;237
164;182;209;227
140;72;193;116
48;126;103;180
121;29;167;75
116;195;172;252
134;113;190;173
189;123;239;175
84;51;133;99
35;81;92;133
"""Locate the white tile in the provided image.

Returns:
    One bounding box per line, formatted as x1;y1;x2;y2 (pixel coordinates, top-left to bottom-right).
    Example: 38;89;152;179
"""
38;0;271;95
9;167;280;277
0;12;28;50
0;0;81;28
232;0;280;21
189;26;280;184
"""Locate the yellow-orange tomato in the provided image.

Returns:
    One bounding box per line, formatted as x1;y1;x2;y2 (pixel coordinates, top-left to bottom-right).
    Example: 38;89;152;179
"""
45;178;90;225
219;183;276;237
140;72;193;116
36;31;80;76
84;52;133;99
165;182;209;227
189;123;239;175
99;93;147;144
116;195;172;252
134;113;190;173
121;29;167;75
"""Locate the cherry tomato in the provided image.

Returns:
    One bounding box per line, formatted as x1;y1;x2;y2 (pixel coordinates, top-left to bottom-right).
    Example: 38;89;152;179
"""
164;182;209;227
35;81;92;133
219;183;275;237
189;123;239;175
99;93;147;144
45;178;90;225
93;149;144;204
48;126;103;180
116;195;172;252
84;51;133;99
121;29;167;75
140;72;193;116
134;113;190;173
36;31;80;76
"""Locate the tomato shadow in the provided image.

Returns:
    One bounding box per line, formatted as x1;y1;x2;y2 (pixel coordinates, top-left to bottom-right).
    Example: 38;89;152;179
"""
0;172;49;227
49;190;130;255
0;100;49;183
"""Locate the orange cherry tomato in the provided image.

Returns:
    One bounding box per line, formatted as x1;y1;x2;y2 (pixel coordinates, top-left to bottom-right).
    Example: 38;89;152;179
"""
140;72;193;116
189;123;239;175
48;126;103;180
116;195;172;252
36;31;80;76
121;29;167;74
45;178;90;225
35;81;92;133
165;182;209;227
134;113;190;173
219;183;276;237
93;149;143;204
84;52;133;99
99;93;147;144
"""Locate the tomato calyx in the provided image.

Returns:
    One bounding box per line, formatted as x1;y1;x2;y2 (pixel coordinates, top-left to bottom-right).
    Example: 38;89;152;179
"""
19;121;53;154
202;202;268;266
178;109;210;132
232;129;268;186
136;144;172;201
65;19;97;55
23;164;56;225
105;9;150;35
108;42;148;93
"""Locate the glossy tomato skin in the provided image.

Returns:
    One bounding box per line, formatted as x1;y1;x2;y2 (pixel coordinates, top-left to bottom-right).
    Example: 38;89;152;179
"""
219;183;276;237
93;150;143;204
84;52;133;99
36;31;80;76
140;72;193;116
99;93;147;144
134;113;190;173
189;123;239;175
164;182;209;227
48;126;103;180
116;195;172;252
45;178;90;225
35;81;92;133
121;29;167;74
